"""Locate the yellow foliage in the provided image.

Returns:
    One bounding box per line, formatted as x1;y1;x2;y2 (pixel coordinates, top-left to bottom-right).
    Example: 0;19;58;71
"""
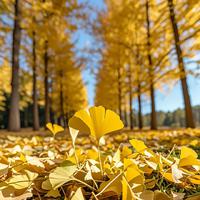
69;106;124;141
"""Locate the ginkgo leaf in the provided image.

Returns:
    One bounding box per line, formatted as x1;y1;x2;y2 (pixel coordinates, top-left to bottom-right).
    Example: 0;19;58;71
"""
69;127;79;146
6;170;38;190
125;166;144;193
42;179;52;190
172;191;185;200
49;161;77;189
121;146;132;158
121;176;135;200
84;169;93;181
140;190;154;200
161;171;174;183
145;179;157;189
46;123;64;136
113;148;121;164
179;147;200;167
186;194;200;200
171;163;184;183
71;187;85;200
69;106;124;141
26;156;45;168
125;165;142;183
145;160;158;170
98;173;122;196
0;190;33;200
179;156;200;167
180;147;198;159
189;175;200;184
45;189;61;198
154;190;171;200
0;163;8;177
129;139;147;153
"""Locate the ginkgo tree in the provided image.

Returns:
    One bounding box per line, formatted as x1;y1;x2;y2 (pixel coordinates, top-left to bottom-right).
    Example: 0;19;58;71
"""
0;0;88;130
0;59;11;111
93;0;199;129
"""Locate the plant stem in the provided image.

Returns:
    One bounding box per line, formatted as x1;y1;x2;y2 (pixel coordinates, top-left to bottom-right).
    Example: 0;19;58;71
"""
73;178;97;191
98;144;103;177
96;171;123;197
73;144;79;167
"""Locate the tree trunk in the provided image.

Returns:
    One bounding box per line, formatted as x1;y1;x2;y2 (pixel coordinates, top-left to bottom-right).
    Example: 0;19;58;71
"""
8;0;21;131
44;40;50;125
146;0;157;130
167;0;195;128
49;79;55;123
117;66;122;119
59;72;66;127
128;65;133;130
32;31;40;130
137;84;143;129
150;83;157;129
24;106;29;127
123;105;128;127
136;41;143;129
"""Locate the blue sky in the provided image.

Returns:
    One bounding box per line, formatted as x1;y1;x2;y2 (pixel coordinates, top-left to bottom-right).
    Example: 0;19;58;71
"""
142;76;200;113
76;0;200;113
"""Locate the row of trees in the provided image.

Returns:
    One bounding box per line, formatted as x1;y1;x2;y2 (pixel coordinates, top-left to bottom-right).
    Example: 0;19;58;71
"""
94;0;200;130
124;105;200;128
0;0;88;131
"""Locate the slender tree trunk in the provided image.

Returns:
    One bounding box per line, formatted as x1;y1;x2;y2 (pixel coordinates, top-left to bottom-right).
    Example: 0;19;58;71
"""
49;79;54;123
167;0;195;128
8;0;21;131
44;40;50;125
128;65;133;129
66;112;69;126
42;0;50;127
135;42;143;129
59;72;66;127
24;106;29;127
117;66;122;119
137;83;143;129
124;109;128;127
146;0;157;130
150;83;157;129
32;31;40;130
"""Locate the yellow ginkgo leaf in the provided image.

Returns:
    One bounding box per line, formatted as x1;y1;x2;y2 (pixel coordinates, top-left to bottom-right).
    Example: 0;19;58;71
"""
69;106;124;141
161;171;174;183
98;173;122;196
180;147;198;159
6;170;38;190
121;176;135;200
179;146;200;167
179;156;200;167
71;187;85;200
49;161;77;189
45;189;61;198
46;123;64;136
154;190;171;200
69;127;79;146
140;190;154;200
129;139;147;153
0;163;8;177
189;175;200;185
171;163;183;183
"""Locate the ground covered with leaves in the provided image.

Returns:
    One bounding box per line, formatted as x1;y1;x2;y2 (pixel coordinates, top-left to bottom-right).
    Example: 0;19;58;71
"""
0;128;199;200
